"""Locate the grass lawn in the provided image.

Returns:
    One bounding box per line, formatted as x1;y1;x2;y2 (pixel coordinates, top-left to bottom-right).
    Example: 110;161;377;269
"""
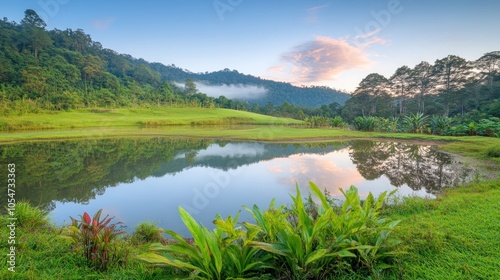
0;107;301;131
384;179;500;279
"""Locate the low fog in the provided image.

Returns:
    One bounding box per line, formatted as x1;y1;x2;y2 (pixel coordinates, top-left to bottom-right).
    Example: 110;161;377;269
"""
176;81;268;100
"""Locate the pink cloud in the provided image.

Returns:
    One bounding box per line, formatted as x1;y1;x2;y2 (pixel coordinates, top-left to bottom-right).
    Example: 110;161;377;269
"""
277;155;365;198
306;4;330;23
268;35;385;85
268;65;285;73
91;17;115;30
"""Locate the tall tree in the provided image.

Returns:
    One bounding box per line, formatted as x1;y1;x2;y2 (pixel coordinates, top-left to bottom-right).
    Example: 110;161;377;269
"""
353;73;391;116
82;55;104;96
390;66;412;115
433;55;472;115
20;9;46;28
184;79;198;96
409;61;434;113
475;51;500;91
433;55;471;92
20;9;51;58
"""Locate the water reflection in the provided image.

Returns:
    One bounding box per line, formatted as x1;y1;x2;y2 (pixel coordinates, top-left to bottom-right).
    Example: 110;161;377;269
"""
349;141;472;193
0;138;473;235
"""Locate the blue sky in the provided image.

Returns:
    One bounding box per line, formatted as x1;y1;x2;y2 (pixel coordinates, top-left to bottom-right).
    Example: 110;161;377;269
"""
2;0;499;92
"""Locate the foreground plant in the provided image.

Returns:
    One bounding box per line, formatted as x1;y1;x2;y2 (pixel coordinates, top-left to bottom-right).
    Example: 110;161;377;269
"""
137;208;268;279
137;183;402;279
11;200;49;231
60;209;126;271
246;184;358;279
245;183;402;279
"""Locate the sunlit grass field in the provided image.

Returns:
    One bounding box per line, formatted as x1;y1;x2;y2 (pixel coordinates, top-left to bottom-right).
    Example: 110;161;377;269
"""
0;107;302;130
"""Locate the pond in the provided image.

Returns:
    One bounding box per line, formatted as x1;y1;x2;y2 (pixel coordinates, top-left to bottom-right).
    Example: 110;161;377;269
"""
0;138;473;236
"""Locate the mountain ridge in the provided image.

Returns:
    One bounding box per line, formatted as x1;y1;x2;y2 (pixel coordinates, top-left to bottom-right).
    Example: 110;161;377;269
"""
149;64;351;107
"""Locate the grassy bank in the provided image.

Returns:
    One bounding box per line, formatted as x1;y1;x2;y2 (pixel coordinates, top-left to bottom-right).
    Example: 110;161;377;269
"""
383;179;500;279
0;107;302;131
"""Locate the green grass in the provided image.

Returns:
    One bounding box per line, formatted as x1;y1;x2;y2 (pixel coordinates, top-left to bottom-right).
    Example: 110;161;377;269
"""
0;203;179;280
383;179;500;279
0;107;301;131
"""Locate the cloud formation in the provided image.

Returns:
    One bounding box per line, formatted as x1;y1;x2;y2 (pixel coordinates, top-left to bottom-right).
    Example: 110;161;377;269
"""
267;33;387;86
277;36;373;84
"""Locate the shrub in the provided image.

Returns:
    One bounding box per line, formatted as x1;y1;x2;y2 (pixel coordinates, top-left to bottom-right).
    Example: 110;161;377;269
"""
305;116;331;128
246;183;402;279
137;209;269;279
60;209;127;271
11;200;49;230
353;116;377;132
137;183;402;279
430;115;452;135
402;113;429;134
131;221;164;244
376;117;399;133
330;116;348;128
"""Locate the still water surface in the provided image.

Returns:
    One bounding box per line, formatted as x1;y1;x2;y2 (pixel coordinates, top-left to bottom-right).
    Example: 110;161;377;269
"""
0;138;472;236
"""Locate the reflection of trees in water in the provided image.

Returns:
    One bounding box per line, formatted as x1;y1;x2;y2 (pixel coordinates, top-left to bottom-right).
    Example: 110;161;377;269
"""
0;138;213;212
349;140;472;194
0;139;346;212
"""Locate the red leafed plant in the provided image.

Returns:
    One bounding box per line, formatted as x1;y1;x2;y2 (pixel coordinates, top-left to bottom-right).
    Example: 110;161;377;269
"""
61;209;126;271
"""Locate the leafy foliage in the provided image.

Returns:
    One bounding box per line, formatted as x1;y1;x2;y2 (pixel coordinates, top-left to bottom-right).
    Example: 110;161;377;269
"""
11;200;49;231
402;113;429;134
138;182;402;279
353;116;377;132
247;183;402;279
137;208;268;279
131;221;164;245
60;209;127;271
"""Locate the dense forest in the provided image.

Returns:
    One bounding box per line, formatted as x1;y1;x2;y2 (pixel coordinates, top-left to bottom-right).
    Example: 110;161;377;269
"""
341;53;500;121
0;9;348;116
1;9;499;124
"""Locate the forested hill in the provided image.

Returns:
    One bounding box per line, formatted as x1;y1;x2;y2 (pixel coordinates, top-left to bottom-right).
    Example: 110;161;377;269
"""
0;10;349;113
150;63;350;107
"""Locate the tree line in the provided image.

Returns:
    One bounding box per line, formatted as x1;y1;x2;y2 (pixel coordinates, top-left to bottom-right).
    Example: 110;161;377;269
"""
342;52;500;121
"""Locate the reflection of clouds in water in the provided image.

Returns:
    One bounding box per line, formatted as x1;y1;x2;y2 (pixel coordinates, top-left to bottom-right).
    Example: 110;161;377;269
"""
175;143;266;159
267;166;283;173
267;150;364;198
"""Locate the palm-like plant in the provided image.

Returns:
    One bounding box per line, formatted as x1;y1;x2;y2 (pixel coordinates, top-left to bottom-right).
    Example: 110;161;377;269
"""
430;115;451;135
137;208;268;279
353;116;377;132
247;184;357;279
403;112;429;133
